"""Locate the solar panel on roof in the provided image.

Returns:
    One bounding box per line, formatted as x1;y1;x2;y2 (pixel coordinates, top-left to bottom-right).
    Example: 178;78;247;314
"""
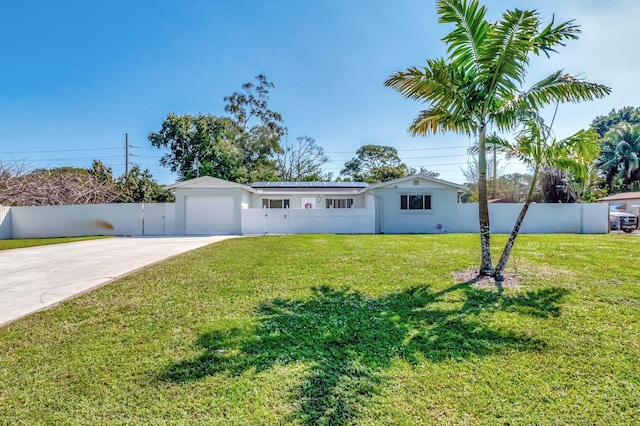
250;181;368;189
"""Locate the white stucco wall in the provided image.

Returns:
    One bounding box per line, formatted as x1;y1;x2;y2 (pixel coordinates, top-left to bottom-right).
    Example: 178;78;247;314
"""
249;192;367;209
241;191;251;209
241;208;375;234
371;182;461;234
580;203;610;233
142;203;176;235
0;206;11;239
457;203;608;234
12;204;138;238
9;203;175;238
364;193;375;209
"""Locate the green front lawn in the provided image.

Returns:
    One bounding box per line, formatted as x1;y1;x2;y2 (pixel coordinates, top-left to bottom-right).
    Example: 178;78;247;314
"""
0;236;110;251
0;234;638;424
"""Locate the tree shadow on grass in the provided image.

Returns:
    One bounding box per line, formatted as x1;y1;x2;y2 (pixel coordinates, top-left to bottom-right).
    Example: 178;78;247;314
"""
159;283;569;424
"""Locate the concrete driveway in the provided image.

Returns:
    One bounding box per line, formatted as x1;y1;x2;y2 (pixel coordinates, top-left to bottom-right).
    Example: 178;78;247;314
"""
0;236;235;326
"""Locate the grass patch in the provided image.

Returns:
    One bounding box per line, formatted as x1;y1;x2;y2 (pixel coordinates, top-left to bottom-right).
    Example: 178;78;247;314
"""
0;234;638;424
0;236;110;251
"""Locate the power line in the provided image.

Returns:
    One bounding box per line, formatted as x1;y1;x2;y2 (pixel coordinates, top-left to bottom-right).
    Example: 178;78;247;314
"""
324;145;469;154
129;153;164;158
322;160;471;171
0;155;124;162
326;153;469;163
0;143;471;156
129;145;162;150
0;147;121;154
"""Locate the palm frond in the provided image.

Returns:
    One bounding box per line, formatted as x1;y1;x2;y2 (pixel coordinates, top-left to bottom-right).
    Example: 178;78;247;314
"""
533;16;580;57
545;129;600;181
437;0;489;74
384;59;459;102
481;8;539;94
498;72;610;126
522;72;610;108
408;107;476;136
385;59;479;136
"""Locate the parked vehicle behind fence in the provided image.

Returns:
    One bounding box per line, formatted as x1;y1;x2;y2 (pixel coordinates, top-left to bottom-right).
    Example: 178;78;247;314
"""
609;206;638;233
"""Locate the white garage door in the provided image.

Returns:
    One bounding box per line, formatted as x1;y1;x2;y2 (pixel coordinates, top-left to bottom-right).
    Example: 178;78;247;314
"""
185;196;236;235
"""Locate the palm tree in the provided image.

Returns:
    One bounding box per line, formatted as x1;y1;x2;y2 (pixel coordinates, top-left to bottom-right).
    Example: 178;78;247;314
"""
597;123;640;192
385;0;610;277
488;118;600;280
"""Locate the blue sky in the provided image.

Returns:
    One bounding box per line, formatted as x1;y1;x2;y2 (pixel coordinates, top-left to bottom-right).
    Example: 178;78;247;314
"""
1;0;638;184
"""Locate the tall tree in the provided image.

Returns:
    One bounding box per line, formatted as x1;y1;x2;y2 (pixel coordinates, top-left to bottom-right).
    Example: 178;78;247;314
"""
385;0;610;277
275;136;329;181
489;118;600;280
149;75;286;183
341;144;410;183
148;113;240;180
224;74;286;182
597;123;640;193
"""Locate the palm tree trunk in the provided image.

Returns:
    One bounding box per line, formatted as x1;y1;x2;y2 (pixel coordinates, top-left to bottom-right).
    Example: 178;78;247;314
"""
494;168;539;281
494;201;529;281
477;123;494;276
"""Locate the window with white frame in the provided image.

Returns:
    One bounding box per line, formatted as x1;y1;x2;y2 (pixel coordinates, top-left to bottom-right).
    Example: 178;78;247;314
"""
326;198;354;208
400;194;431;210
262;199;290;208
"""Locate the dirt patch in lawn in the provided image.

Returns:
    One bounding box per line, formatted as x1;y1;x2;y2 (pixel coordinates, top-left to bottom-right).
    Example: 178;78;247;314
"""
453;269;522;290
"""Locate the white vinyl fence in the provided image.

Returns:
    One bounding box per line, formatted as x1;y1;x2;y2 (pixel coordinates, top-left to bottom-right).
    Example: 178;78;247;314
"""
457;203;608;234
6;203;175;239
0;206;11;239
241;208;376;235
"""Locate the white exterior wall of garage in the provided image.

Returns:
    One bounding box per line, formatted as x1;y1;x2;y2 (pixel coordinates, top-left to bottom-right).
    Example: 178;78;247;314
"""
173;188;246;235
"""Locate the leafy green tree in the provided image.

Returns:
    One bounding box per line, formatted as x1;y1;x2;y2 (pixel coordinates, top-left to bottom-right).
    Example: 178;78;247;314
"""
116;166;174;203
149;113;242;180
591;106;640;137
275;136;330;181
538;169;577;203
224;74;286;182
408;166;440;178
597;123;640;192
149;75;286;183
88;159;115;183
489;119;600;279
566;166;606;202
385;0;610;277
341;145;410;183
462;168;534;203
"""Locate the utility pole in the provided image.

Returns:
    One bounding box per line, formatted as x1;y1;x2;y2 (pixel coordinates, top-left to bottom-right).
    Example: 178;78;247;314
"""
194;157;201;178
125;133;129;174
